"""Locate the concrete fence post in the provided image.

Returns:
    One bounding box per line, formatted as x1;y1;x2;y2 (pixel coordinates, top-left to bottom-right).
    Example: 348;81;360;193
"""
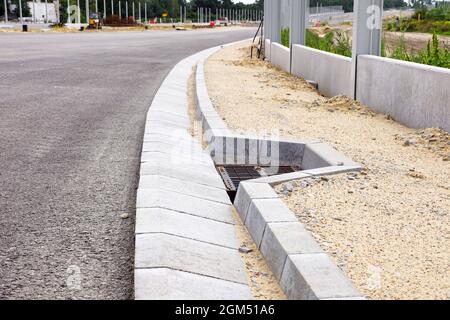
103;0;106;18
119;1;121;18
125;1;128;20
350;0;384;99
19;0;23;22
264;0;271;40
270;0;281;43
144;2;147;23
132;2;134;20
289;0;307;73
3;0;8;22
32;0;36;23
45;0;48;23
85;0;89;23
289;1;307;45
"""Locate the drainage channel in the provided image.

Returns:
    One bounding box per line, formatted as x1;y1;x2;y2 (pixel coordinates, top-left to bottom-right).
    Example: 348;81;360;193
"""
216;165;300;202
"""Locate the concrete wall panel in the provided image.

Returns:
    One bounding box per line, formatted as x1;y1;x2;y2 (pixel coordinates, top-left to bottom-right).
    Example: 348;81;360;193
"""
271;42;291;73
356;55;450;131
291;44;352;97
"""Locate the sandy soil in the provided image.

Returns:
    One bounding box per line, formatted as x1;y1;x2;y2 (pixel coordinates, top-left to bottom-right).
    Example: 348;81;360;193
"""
384;31;450;54
204;41;450;300
231;208;287;300
187;68;286;300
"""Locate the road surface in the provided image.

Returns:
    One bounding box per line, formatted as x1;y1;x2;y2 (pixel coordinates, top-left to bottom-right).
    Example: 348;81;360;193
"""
0;27;255;299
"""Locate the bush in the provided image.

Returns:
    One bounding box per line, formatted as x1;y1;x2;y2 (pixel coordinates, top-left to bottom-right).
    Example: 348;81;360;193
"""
394;5;450;35
418;32;450;68
281;28;289;48
280;28;352;58
104;15;137;26
425;5;450;21
390;32;450;68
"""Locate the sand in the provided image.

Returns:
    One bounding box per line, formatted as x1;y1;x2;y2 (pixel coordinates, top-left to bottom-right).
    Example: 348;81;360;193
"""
204;40;449;300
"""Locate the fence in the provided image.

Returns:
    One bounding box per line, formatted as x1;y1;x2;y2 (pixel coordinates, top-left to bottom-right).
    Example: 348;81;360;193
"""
1;0;263;25
194;7;263;24
263;0;449;132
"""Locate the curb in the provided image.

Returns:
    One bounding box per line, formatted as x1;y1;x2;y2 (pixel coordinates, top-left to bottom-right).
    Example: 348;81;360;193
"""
234;182;364;300
134;44;253;300
194;44;365;300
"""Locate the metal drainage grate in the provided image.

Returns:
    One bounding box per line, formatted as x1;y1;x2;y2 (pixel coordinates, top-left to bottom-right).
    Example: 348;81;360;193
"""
216;165;299;201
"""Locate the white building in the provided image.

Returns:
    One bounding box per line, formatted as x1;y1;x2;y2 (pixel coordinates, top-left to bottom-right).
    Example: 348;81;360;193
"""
27;1;59;23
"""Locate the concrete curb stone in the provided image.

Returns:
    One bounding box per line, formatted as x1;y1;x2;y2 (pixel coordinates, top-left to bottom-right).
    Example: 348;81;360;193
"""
194;45;365;300
134;42;253;300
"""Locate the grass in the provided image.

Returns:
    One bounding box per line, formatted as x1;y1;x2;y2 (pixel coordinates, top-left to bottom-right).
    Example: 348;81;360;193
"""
388;32;450;68
280;28;352;57
385;5;450;35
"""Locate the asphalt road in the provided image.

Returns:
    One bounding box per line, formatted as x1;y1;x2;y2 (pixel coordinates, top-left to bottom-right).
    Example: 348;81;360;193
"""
0;27;255;299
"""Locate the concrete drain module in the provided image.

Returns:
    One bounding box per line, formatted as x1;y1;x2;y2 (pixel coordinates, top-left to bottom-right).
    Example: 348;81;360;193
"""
216;165;300;201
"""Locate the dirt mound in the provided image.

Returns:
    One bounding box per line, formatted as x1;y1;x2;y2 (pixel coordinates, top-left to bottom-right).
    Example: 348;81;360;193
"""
395;127;450;161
